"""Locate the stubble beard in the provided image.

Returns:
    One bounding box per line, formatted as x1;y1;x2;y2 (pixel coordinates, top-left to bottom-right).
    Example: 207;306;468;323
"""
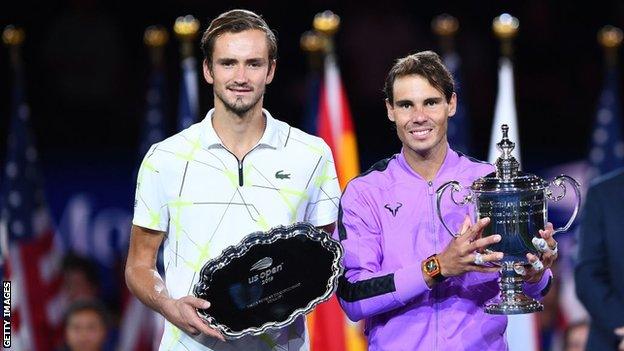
216;87;264;117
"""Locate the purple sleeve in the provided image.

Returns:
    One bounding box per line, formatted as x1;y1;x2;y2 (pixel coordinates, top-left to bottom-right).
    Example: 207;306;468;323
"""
333;183;430;322
523;268;553;299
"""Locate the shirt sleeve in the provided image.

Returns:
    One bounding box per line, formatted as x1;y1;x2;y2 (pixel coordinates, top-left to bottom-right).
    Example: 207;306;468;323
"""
523;268;553;299
132;144;169;232
333;182;430;322
304;141;341;227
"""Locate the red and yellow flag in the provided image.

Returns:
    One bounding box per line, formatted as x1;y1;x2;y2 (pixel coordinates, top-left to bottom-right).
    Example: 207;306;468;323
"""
316;53;360;189
306;52;366;351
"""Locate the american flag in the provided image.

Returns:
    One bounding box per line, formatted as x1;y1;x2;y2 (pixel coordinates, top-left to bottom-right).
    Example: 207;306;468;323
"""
0;46;64;350
586;65;624;179
177;56;199;131
302;61;321;136
444;52;472;155
139;64;168;157
117;44;170;351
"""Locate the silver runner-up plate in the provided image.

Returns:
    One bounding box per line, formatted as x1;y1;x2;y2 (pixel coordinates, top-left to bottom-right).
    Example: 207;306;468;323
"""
193;222;344;339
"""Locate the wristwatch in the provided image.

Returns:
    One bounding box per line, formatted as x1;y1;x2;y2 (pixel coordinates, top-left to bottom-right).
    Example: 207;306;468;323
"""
422;254;446;283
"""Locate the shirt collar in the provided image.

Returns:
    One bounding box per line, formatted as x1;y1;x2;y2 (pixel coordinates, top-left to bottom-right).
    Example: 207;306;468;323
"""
396;143;460;181
200;108;282;150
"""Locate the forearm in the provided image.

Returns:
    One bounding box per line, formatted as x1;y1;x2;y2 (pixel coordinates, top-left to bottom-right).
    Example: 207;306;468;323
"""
338;263;429;321
125;225;172;317
125;264;172;315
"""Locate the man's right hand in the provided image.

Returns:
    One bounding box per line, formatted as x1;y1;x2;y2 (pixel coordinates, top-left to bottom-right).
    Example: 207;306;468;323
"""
161;296;226;342
437;216;503;277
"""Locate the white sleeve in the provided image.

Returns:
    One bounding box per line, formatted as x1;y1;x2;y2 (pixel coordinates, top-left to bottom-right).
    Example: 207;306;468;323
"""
304;141;341;227
132;144;169;232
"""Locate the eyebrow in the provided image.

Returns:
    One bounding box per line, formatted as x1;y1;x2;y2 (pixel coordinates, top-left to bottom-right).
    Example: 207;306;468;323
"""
424;97;444;104
394;99;413;106
215;57;267;65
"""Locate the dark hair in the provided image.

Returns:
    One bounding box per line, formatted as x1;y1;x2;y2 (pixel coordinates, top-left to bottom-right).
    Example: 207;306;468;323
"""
383;50;454;103
62;252;100;287
63;300;111;329
200;9;277;67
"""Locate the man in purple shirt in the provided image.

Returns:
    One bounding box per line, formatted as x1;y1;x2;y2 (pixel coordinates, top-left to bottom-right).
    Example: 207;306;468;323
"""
334;51;558;350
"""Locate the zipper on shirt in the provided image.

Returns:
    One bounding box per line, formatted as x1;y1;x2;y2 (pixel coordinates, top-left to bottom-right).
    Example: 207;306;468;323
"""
238;161;244;186
427;180;439;351
224;146;259;187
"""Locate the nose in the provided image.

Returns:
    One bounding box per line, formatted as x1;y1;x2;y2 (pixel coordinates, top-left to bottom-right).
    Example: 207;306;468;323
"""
233;65;248;84
410;106;428;124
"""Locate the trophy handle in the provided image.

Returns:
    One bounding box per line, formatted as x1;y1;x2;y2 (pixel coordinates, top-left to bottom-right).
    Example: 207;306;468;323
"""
436;181;473;238
545;174;581;235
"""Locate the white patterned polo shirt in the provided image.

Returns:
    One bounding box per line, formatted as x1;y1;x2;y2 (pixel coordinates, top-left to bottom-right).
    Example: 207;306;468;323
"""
132;108;341;351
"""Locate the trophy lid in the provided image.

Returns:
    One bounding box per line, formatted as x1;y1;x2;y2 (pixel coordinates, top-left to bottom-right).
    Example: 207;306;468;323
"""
471;124;547;192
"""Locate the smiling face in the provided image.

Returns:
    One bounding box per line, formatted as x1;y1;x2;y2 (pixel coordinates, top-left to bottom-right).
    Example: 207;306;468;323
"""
204;29;275;116
386;74;456;162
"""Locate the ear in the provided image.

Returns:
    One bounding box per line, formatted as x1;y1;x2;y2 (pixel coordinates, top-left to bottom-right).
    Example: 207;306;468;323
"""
266;59;277;84
447;92;457;117
203;59;214;84
385;98;395;122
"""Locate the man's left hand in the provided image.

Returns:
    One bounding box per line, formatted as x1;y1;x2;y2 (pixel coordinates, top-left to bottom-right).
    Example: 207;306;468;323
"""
523;222;557;284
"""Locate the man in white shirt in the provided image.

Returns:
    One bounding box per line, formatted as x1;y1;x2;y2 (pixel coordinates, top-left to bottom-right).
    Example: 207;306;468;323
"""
125;9;341;351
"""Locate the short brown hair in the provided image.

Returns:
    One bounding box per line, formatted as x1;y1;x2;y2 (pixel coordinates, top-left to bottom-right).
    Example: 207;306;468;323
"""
383;51;454;103
200;9;277;67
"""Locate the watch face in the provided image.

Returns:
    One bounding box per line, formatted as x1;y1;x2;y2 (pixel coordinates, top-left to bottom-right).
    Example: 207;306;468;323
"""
425;259;438;273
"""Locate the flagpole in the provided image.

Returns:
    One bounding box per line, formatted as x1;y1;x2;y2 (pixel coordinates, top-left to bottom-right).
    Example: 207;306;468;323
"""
489;14;521;164
492;13;538;351
493;14;519;58
598;25;622;69
300;30;325;136
145;25;168;68
305;10;365;351
174;15;200;131
3;24;65;351
174;15;199;62
432;14;472;155
121;27;170;351
432;14;458;56
3;25;24;71
313;10;361;189
300;30;325;71
1;24;25;286
586;26;624;179
306;14;348;351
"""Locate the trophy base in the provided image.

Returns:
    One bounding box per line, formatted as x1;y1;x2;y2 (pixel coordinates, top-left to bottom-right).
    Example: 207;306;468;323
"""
484;261;544;315
485;293;544;315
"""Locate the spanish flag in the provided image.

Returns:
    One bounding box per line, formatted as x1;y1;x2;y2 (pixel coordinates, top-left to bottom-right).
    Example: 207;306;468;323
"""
317;52;360;189
306;52;366;351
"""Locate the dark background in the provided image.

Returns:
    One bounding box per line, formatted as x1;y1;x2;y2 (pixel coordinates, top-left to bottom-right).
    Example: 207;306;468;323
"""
1;2;614;348
2;0;624;177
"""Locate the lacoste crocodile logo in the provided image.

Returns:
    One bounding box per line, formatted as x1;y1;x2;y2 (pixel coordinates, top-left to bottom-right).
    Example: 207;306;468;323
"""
275;170;291;179
384;202;403;217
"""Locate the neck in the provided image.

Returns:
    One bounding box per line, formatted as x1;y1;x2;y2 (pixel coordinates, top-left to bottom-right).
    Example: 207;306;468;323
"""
212;99;266;159
403;142;448;182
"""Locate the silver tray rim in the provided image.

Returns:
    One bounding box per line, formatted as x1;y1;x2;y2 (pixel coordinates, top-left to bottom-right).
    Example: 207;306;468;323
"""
193;221;344;339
